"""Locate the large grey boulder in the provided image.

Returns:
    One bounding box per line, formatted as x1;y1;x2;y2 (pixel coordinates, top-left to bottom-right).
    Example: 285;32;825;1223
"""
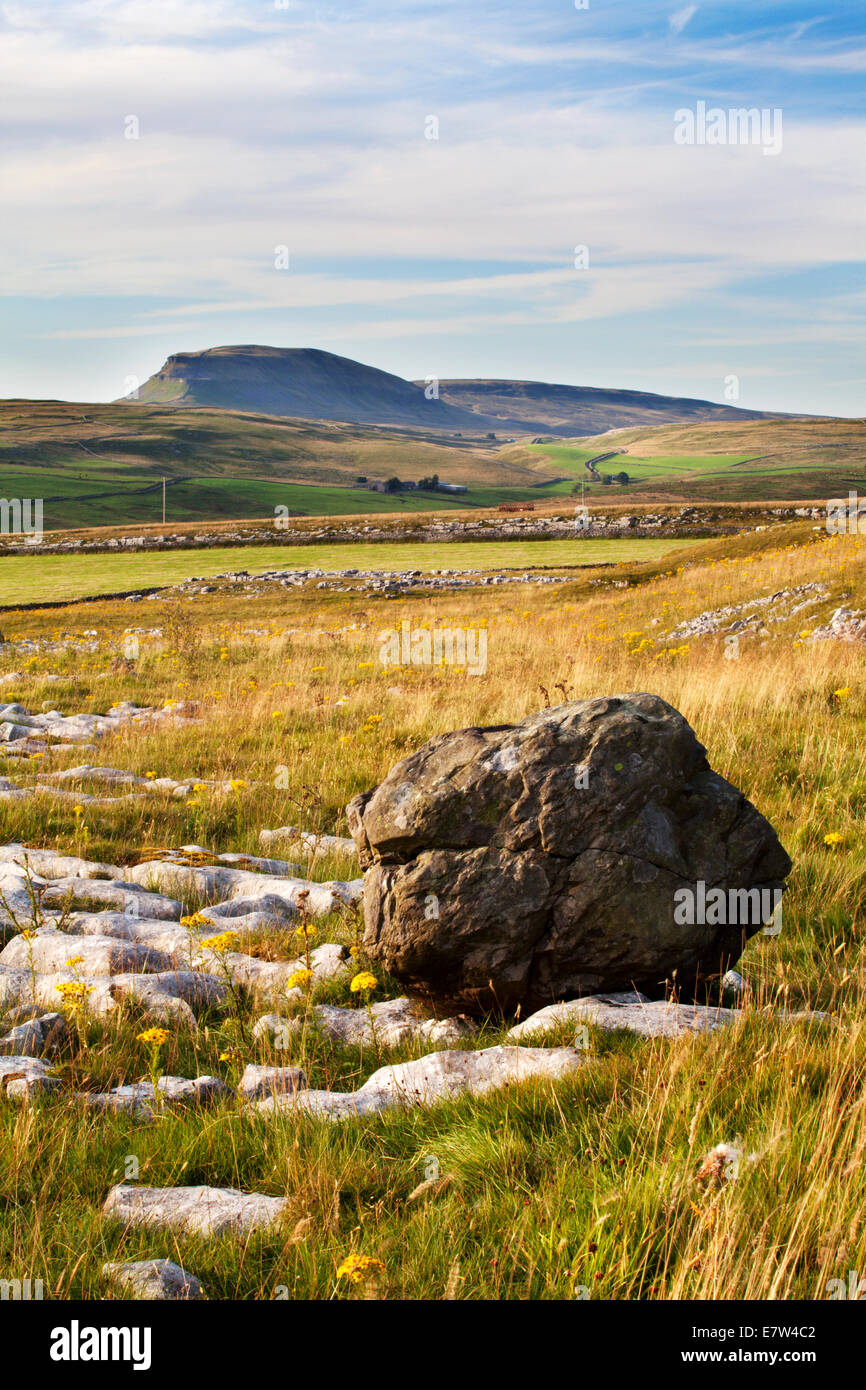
348;695;792;1014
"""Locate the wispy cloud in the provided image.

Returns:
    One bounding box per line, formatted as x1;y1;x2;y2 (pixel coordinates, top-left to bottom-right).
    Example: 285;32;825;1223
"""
0;0;863;412
669;7;698;37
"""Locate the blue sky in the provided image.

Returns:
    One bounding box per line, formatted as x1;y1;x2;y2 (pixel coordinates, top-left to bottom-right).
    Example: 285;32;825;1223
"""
0;0;863;413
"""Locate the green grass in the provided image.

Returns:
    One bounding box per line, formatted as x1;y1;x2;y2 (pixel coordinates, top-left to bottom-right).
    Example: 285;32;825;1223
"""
0;521;863;1301
4;403;864;528
0;537;705;606
521;418;866;504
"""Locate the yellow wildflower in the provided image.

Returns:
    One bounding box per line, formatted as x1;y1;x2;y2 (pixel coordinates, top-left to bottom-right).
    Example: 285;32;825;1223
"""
136;1027;170;1046
337;1254;386;1283
350;971;378;994
202;931;240;953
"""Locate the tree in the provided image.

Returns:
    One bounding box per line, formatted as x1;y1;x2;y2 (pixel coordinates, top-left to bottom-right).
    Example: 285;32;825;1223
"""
356;475;367;484
601;473;612;486
384;476;402;493
615;471;630;485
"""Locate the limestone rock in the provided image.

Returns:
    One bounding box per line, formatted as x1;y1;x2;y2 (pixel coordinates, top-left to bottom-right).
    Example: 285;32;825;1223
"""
255;1043;585;1120
0;1054;59;1096
102;1184;289;1237
254;996;474;1049
237;1064;306;1101
0;1011;67;1056
102;1258;205;1301
349;695;792;1013
0;927;174;976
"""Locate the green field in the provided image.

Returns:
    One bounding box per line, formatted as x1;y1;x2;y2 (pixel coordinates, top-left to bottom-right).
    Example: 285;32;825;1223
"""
2;403;863;527
0;537;704;606
528;444;751;479
523;418;866;503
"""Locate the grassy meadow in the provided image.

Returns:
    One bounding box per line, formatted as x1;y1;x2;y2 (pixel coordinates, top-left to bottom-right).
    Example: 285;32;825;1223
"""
0;536;705;606
0;521;863;1300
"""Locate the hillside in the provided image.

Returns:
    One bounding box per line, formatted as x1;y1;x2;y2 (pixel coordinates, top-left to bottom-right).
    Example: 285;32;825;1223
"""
0;401;861;529
125;343;789;436
128;345;493;431
424;377;790;436
513;417;866;504
0;399;543;528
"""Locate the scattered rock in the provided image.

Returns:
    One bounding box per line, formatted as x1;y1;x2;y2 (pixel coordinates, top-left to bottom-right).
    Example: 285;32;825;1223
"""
102;1184;289;1237
507;992;733;1040
0;927;174;977
0;845;126;881
254;996;474;1049
721;969;749;996
102;1258;205;1301
259;827;357;858
809;606;866;644
507;992;830;1040
254;1044;585;1120
0;1054;59;1096
128;859;362;918
0;1011;67;1056
237;1064;307;1101
84;1074;231;1115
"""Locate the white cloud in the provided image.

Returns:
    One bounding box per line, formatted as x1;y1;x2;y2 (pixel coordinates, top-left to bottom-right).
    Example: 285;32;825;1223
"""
0;0;863;411
669;7;697;38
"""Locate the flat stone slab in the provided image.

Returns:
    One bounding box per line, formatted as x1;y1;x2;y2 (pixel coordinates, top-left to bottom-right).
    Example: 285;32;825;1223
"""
0;963;228;1026
0;701;197;747
103;1184;289;1237
259;827;357;858
102;1258;205;1301
85;1074;231;1115
41;878;181;920
255;1043;586;1120
0;928;174;977
0;844;126;880
128;860;362;918
506;993;830;1040
254;996;474;1049
0;1054;59;1095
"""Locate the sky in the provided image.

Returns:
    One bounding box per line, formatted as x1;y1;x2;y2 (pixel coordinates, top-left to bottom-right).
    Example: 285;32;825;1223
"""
0;0;863;414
